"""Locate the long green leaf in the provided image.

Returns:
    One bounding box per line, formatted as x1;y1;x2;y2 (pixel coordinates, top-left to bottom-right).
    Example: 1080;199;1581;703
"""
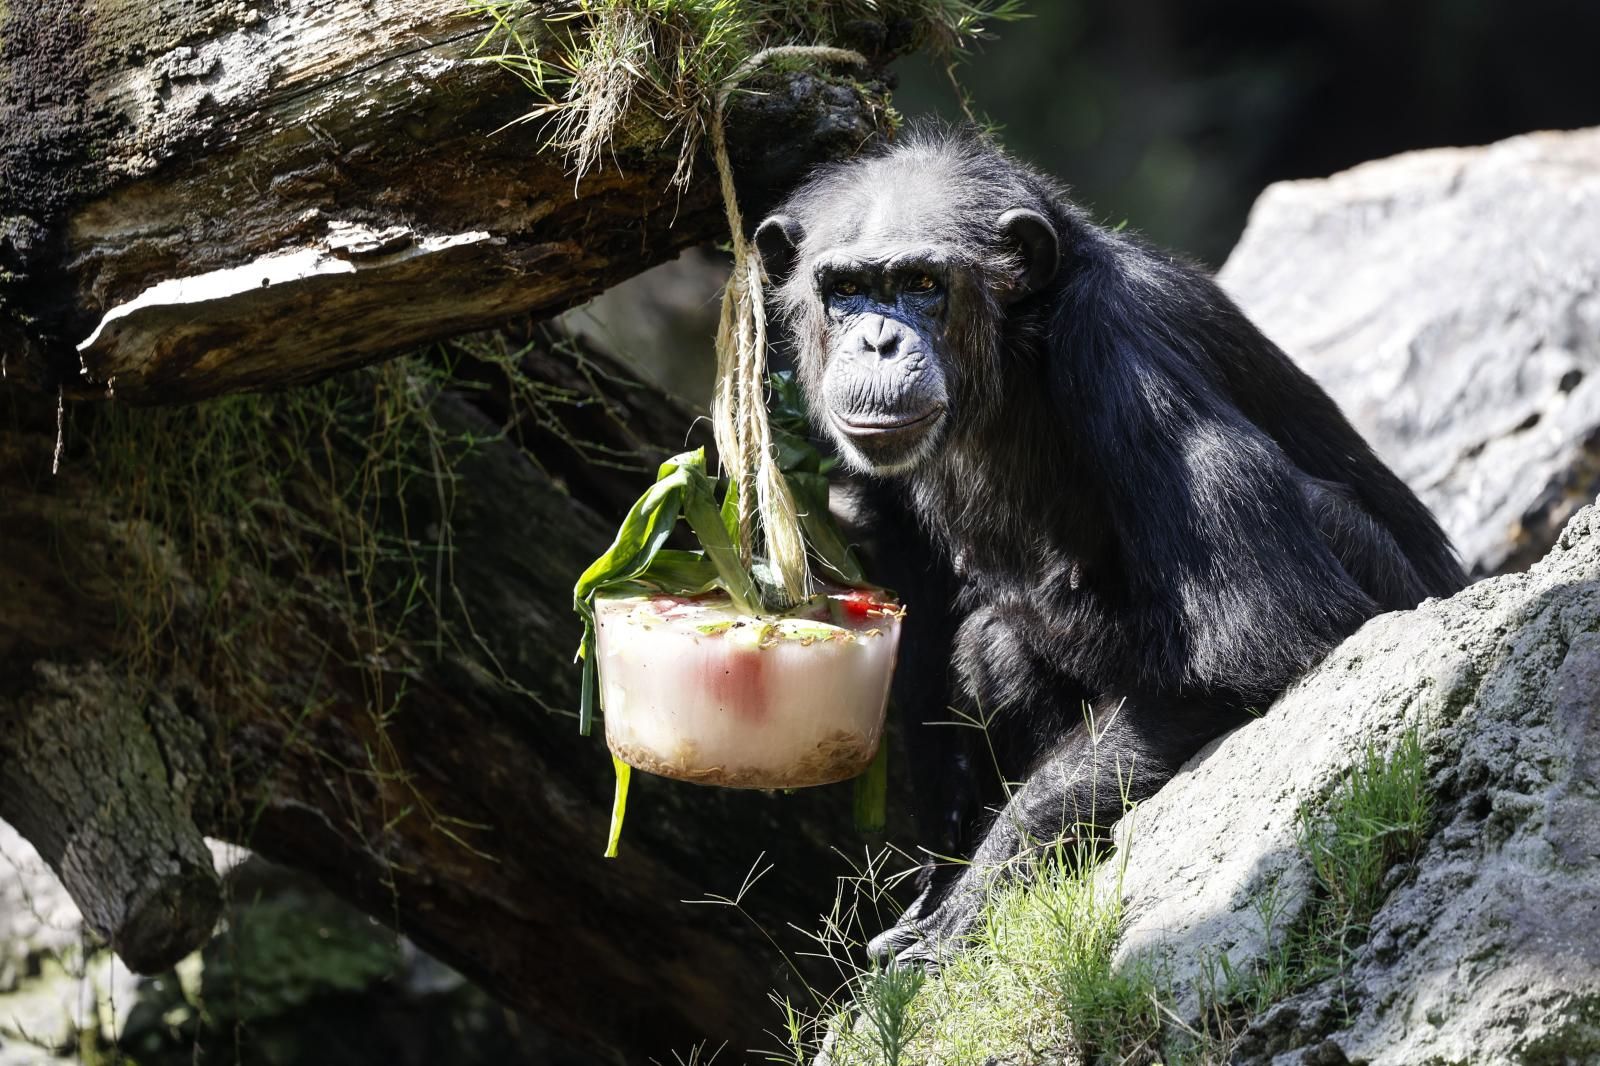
769;370;866;584
853;737;889;833
719;471;741;546
634;549;723;594
579;621;598;736
604;754;631;858
682;466;760;614
772;425;821;475
572;450;700;611
571;448;705;733
789;470;866;585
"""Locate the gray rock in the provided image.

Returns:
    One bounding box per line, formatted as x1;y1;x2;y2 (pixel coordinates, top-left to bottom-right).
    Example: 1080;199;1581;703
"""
1106;502;1600;1063
1218;128;1600;576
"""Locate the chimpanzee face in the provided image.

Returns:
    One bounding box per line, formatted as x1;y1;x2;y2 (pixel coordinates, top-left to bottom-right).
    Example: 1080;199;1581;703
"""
801;244;956;472
758;176;1058;476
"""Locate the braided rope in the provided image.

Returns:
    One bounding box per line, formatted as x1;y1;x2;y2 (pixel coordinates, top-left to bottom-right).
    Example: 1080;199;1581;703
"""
708;46;867;607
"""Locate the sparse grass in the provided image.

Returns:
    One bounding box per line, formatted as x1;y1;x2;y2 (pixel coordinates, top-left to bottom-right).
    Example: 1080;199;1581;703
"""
789;839;1153;1066
85;353;475;678
1287;730;1431;994
468;0;1026;186
773;730;1433;1066
1300;730;1432;954
857;961;927;1066
84;327;663;749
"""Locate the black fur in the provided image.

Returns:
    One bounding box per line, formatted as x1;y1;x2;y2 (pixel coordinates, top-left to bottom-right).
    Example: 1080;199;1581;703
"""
758;126;1465;965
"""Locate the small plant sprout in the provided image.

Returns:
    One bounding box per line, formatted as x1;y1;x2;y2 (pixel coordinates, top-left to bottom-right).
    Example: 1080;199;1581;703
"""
857;962;927;1066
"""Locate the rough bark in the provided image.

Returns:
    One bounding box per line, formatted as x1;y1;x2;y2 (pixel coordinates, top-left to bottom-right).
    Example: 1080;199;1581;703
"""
0;324;904;1063
0;0;893;403
0;662;219;974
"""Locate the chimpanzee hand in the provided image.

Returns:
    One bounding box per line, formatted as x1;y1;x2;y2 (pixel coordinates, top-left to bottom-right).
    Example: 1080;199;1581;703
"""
952;595;1061;714
866;869;987;971
866;743;1079;971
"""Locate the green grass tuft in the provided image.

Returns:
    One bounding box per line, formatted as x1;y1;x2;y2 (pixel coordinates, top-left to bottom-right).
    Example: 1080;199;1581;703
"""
807;839;1155;1066
1289;729;1432;991
467;0;1026;187
858;962;928;1066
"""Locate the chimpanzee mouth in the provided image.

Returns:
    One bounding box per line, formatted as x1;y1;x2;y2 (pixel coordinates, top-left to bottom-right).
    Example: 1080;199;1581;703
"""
831;407;944;438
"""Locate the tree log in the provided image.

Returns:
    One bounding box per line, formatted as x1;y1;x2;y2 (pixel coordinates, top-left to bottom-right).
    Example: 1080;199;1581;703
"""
0;0;893;403
0;662;219;974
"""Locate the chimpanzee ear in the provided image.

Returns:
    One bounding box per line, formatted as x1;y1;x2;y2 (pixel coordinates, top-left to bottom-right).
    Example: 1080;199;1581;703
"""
997;208;1059;301
755;214;805;283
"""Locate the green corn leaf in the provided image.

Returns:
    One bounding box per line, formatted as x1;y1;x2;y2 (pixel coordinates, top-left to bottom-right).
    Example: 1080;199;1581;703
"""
768;369;810;436
719;472;741;546
853;737;889;833
572;448;705;734
766;370;866;584
604;754;631;858
572;451;698;613
788;470;867;585
579;620;598;736
682;466;760;614
658;447;705;481
772;424;822;475
635;549;723;595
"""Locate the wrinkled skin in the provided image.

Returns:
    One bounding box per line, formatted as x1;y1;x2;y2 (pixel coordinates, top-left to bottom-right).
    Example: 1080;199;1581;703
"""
759;126;1465;968
806;263;951;474
759;203;1054;476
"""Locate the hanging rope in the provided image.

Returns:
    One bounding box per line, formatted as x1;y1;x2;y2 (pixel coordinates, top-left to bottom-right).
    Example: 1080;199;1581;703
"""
708;46;867;608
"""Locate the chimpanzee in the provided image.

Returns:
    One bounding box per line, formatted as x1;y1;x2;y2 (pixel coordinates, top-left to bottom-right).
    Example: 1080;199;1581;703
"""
755;125;1464;965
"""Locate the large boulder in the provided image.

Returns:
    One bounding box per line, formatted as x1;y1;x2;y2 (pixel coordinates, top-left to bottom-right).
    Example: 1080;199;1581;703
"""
1219;127;1600;576
1108;500;1600;1062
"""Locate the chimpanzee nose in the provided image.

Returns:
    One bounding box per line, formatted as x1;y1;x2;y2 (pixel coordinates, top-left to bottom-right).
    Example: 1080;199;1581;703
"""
859;315;902;358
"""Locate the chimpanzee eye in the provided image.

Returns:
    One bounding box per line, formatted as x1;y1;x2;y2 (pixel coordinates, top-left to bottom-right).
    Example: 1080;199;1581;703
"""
905;273;939;294
831;278;861;298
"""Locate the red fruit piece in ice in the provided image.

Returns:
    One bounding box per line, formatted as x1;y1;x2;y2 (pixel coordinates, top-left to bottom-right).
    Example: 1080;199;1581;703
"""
834;589;886;622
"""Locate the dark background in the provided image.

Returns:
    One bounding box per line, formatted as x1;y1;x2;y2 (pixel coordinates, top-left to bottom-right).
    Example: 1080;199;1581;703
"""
893;0;1600;265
